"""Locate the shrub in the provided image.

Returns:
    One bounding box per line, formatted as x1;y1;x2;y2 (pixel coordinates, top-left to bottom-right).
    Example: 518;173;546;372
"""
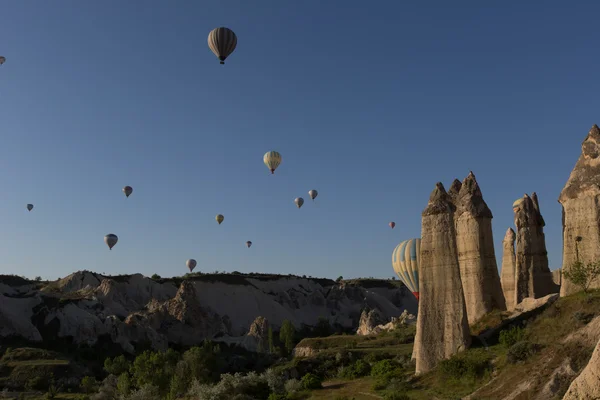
499;326;525;348
438;351;492;381
384;393;410;400
507;341;539;364
300;373;322;390
284;378;302;394
572;311;595;324
268;394;287;400
371;360;397;377
80;376;98;394
563;260;600;293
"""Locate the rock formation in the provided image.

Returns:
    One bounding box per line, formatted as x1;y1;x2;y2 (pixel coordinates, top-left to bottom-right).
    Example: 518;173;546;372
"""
454;172;506;323
513;193;558;304
562;336;600;399
414;183;471;375
356;309;416;336
552;269;562;288
0;271;417;355
500;228;517;310
448;179;462;204
559;124;600;296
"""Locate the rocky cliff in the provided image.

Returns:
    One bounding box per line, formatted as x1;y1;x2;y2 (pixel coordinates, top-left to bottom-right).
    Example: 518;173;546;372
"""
414;183;471;375
559;124;600;296
500;227;517;310
0;271;417;354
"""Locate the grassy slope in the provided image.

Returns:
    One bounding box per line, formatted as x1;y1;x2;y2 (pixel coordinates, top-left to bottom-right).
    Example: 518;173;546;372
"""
298;290;600;400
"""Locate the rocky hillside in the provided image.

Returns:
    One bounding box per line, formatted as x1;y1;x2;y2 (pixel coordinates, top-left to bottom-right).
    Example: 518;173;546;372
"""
0;271;417;355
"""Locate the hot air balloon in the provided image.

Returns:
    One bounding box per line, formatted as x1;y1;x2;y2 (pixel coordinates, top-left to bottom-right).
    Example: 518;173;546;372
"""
208;27;237;65
392;238;420;300
0;57;5;65
389;222;396;229
309;190;318;201
263;151;282;174
186;259;197;272
104;234;118;250
294;197;304;208
246;241;252;248
216;214;224;225
26;204;34;212
123;186;133;198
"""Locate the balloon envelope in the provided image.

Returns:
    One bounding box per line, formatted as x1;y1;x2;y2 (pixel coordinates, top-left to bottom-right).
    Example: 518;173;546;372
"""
263;151;282;174
216;214;224;224
123;186;133;197
246;241;252;248
294;197;304;208
0;57;5;65
104;234;118;250
186;259;197;272
389;222;396;229
309;190;318;200
392;238;420;300
26;204;33;212
208;27;237;64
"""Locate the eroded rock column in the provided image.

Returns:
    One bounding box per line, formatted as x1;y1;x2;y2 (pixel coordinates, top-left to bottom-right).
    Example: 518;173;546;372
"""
559;124;600;296
500;228;517;310
513;194;557;304
454;172;506;323
414;183;470;375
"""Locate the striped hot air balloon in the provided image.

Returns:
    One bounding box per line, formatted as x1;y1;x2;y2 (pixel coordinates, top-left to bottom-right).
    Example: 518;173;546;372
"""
263;151;282;174
392;238;420;301
207;27;237;65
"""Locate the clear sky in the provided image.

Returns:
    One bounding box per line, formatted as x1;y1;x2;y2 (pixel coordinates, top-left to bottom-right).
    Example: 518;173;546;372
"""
0;1;598;281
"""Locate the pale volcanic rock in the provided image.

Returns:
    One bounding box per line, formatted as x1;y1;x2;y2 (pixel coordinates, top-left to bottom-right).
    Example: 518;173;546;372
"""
356;309;386;336
0;293;42;341
562;336;600;400
552;269;562;287
45;303;107;346
559;124;600;296
513;193;558;304
501;228;518;310
454;172;506;323
414;183;471;375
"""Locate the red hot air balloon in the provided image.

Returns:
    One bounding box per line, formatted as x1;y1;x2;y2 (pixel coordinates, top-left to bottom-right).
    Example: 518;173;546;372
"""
389;222;396;229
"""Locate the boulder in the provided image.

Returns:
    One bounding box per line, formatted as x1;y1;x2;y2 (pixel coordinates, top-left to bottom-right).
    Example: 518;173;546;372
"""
559;124;600;296
356;309;386;336
513;193;558;303
454;172;506;323
500;228;518;310
414;183;471;375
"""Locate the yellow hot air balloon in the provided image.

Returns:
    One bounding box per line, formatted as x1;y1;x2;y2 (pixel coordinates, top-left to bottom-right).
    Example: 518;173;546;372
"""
216;214;224;225
263;151;282;174
392;238;420;300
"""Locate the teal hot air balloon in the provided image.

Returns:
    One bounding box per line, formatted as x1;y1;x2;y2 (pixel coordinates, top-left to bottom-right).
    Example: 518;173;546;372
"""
392;238;420;301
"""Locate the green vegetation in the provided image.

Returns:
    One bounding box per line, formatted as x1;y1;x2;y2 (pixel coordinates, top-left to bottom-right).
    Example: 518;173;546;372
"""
563;260;600;293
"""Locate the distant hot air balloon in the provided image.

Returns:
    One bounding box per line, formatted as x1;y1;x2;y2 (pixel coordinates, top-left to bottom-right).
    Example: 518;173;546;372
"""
123;186;133;198
208;27;237;65
246;241;252;248
263;151;282;174
389;222;396;229
0;57;5;65
294;197;304;208
392;238;420;300
309;190;318;201
104;234;118;250
216;214;224;225
26;204;34;212
186;259;197;272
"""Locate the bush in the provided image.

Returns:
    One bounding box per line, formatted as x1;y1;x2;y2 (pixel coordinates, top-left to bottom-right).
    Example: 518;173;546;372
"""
371;360;397;377
572;311;595;324
151;274;161;280
300;373;322;390
507;341;539;364
268;394;287;400
383;393;410;400
339;359;371;379
563;260;600;293
80;376;98;394
499;326;525;348
284;378;302;394
438;351;492;381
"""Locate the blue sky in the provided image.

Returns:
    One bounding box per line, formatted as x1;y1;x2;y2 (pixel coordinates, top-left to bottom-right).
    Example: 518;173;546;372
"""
0;1;598;280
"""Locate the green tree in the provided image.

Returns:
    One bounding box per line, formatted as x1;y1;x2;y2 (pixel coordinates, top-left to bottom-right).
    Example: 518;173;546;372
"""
117;372;132;396
563;260;600;293
131;350;179;394
268;327;275;354
336;276;343;282
279;320;296;355
300;373;322;390
151;274;161;280
80;376;98;394
182;345;219;384
104;354;130;376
